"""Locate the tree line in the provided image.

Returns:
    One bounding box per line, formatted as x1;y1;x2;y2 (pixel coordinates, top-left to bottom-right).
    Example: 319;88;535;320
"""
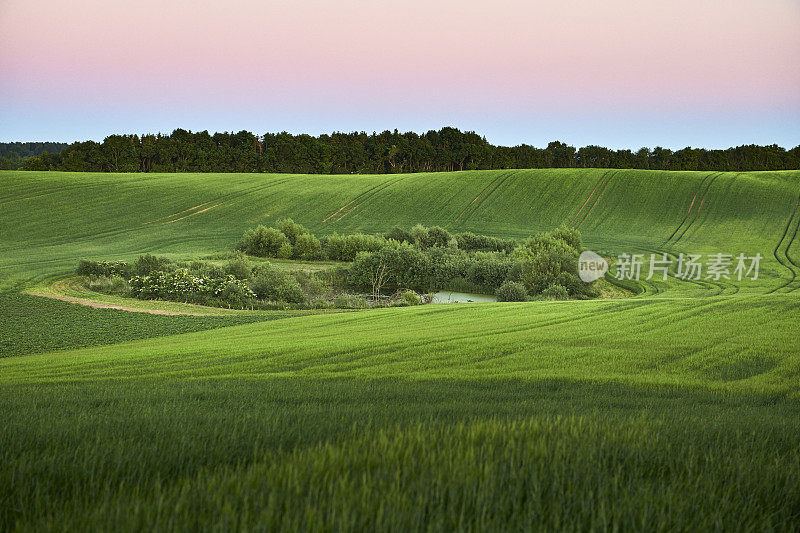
0;142;69;168
2;128;798;173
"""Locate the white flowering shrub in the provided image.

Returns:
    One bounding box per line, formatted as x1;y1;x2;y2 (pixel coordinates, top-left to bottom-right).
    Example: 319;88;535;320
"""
129;269;255;303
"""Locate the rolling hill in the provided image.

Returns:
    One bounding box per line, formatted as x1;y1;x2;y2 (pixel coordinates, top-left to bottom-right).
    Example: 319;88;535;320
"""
1;168;799;530
1;168;798;292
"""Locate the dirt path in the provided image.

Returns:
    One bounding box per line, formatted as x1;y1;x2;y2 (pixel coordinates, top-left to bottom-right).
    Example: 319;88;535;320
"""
26;292;215;316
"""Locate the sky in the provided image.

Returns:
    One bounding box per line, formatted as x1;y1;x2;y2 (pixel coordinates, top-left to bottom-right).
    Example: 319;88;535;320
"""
1;0;798;149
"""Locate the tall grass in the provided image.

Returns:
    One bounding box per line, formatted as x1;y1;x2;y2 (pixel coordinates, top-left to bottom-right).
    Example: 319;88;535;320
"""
1;378;798;530
1;168;799;530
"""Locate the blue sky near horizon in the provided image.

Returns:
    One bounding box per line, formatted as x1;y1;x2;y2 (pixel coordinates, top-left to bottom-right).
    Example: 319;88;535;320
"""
2;108;798;150
1;0;798;149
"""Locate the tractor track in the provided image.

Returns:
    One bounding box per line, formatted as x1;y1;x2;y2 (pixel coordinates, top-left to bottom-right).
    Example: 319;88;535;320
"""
61;179;292;247
670;172;724;247
784;209;800;293
140;178;292;224
143;202;214;225
637;246;730;296
568;171;610;227
322;180;392;223
460;172;514;223
163;203;222;224
576;171;616;228
331;177;406;223
663;172;716;245
768;191;800;294
454;173;506;222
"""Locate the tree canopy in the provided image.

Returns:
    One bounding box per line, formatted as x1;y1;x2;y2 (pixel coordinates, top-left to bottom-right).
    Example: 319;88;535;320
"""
5;128;799;173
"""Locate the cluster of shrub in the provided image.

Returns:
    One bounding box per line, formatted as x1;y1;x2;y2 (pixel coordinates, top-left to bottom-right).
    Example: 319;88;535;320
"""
237;219;516;262
76;253;424;310
77;222;597;309
237;221;598;301
347;228;595;301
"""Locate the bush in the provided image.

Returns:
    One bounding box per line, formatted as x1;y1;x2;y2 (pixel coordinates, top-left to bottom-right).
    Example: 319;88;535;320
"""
236;226;289;257
213;278;256;306
129;269;209;301
133;254;171;276
385;226;411;243
324;233;386;261
426;248;471;287
196;263;225;279
455;232;516;253
465;253;513;291
399;290;422;306
551;226;583;252
227;224;598;301
324;266;351;291
348;242;524;294
225;255;252;280
275;218;309;245
519;238;579;295
310;298;331;309
76;259;132;278
293;233;322;260
87;275;129;294
277;242;293;259
249;265;306;304
426;226;452;248
555;271;598;300
249;273;275;300
541;283;570;300
272;276;305;304
496;281;528;302
409;224;430;248
294;271;328;297
513;226;596;298
349;242;433;292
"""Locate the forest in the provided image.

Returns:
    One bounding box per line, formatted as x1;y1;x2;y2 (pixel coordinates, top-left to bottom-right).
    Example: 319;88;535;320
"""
2;128;798;173
0;142;69;167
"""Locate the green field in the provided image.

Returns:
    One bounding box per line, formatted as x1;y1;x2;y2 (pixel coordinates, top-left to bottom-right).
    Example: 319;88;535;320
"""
1;169;799;530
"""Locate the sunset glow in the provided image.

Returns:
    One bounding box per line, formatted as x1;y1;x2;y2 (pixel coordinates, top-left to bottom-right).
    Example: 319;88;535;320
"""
1;0;798;147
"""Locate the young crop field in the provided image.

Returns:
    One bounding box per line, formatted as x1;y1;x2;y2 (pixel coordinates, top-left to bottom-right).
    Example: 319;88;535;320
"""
1;168;799;530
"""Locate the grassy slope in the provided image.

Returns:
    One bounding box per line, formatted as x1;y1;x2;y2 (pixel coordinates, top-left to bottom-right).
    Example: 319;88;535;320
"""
2;296;799;392
1;169;800;530
3;378;798;530
1;169;798;293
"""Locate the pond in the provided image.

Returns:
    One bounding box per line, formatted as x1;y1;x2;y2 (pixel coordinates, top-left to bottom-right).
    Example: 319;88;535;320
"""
430;291;497;304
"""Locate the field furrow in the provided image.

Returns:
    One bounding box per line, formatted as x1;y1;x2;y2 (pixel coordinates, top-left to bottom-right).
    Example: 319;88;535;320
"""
769;191;800;293
576;171;616;228
670;172;723;246
1;168;800;531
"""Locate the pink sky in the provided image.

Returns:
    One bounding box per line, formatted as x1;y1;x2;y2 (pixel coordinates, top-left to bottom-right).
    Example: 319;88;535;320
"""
1;0;798;147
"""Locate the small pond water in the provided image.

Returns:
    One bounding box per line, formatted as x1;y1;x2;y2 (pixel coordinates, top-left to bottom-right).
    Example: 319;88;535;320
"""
430;291;497;304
